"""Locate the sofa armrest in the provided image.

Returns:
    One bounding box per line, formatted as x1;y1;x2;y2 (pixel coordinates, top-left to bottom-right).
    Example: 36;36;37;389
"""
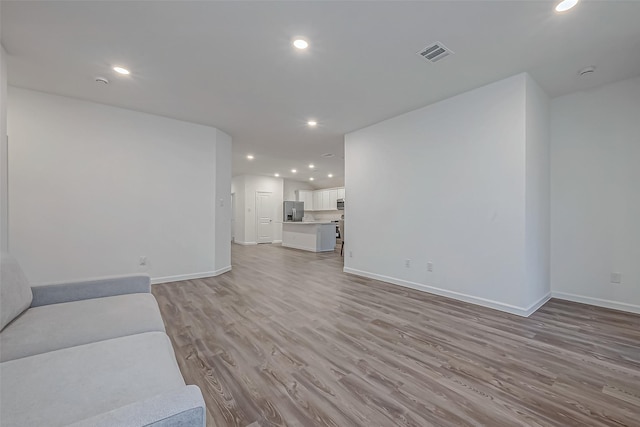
30;274;151;307
67;386;206;427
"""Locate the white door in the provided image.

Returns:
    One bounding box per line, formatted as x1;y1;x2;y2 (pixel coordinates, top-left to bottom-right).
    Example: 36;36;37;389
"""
256;191;274;244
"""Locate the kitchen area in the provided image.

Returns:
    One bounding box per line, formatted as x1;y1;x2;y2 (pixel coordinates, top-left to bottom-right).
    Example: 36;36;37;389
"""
282;187;345;253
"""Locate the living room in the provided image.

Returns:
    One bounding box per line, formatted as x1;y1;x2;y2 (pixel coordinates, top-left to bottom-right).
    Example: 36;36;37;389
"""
1;1;639;426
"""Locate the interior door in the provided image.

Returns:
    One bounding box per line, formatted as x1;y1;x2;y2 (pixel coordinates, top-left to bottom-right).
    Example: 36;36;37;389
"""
256;191;274;244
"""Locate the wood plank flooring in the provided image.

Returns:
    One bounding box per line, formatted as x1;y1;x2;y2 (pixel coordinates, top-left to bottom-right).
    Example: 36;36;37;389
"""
152;243;640;427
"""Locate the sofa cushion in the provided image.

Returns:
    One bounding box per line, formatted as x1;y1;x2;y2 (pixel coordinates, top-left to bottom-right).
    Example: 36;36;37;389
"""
0;252;33;331
0;332;186;427
0;293;166;362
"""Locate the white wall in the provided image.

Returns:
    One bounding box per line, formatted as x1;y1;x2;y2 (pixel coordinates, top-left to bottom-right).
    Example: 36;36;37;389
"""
283;179;314;202
524;74;551;304
0;45;7;251
214;129;232;272
345;73;551;316
231;175;245;243
550;76;640;313
232;174;283;244
8;88;231;284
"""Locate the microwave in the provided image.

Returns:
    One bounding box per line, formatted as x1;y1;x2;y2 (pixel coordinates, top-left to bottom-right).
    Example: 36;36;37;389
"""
337;198;345;210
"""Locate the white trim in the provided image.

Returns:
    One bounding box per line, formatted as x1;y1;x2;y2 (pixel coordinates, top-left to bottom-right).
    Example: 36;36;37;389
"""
234;241;257;246
343;267;550;317
273;240;282;244
551;292;640;314
151;266;232;285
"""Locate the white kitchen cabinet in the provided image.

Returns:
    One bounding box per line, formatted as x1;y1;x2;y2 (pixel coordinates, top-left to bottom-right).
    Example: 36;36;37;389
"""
297;190;313;211
309;187;345;211
328;189;338;210
321;190;330;210
313;191;322;211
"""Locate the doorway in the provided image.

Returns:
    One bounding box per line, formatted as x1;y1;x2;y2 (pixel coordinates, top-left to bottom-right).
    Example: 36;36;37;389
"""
256;191;274;244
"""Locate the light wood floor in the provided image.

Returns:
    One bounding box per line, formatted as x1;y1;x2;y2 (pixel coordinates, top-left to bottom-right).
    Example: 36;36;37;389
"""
153;243;640;427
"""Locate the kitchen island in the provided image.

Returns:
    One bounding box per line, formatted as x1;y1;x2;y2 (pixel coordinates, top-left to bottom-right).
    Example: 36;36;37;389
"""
282;222;336;252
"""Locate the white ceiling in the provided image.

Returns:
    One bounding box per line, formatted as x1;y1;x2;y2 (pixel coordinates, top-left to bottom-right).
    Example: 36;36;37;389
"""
2;1;640;189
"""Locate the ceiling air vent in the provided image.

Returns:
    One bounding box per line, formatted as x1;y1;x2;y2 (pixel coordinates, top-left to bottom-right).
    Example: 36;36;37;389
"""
417;42;453;63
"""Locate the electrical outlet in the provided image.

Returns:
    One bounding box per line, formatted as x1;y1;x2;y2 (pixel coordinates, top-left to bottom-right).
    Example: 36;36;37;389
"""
139;256;147;266
610;272;622;284
405;259;411;268
427;261;433;272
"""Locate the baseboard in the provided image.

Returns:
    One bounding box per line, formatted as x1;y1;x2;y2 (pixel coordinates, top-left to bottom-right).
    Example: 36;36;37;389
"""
234;241;257;246
273;240;282;244
343;267;550;317
151;266;232;284
551;292;640;314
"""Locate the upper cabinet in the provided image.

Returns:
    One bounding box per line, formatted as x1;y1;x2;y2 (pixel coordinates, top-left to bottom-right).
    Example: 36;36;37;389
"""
313;191;322;211
296;190;314;211
328;189;338;210
301;187;345;211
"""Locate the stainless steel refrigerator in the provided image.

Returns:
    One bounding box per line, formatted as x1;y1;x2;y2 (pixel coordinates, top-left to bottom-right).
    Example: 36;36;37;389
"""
283;201;304;222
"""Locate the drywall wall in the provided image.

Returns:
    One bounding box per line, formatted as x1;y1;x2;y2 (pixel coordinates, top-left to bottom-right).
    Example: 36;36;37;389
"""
550;76;640;313
8;87;231;284
231;175;246;244
283;179;315;202
0;45;7;251
232;175;283;244
345;73;551;316
214;129;232;274
524;74;551;305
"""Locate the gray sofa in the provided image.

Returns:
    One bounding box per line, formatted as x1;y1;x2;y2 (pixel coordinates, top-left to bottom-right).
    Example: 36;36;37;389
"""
0;253;206;427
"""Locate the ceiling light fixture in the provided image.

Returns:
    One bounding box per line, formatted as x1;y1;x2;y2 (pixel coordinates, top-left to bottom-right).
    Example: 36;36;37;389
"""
555;0;579;12
309;164;315;169
307;120;317;127
309;177;314;181
328;174;333;178
293;39;309;50
321;153;334;158
274;173;280;177
291;169;297;173
113;66;130;75
246;154;254;160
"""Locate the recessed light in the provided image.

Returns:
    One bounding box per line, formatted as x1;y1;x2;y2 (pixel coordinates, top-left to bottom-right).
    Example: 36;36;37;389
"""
293;39;309;50
291;169;297;173
309;177;314;181
247;154;254;160
309;164;315;169
95;77;109;85
307;120;317;127
555;0;579;12
113;66;130;75
328;174;333;178
274;173;280;177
